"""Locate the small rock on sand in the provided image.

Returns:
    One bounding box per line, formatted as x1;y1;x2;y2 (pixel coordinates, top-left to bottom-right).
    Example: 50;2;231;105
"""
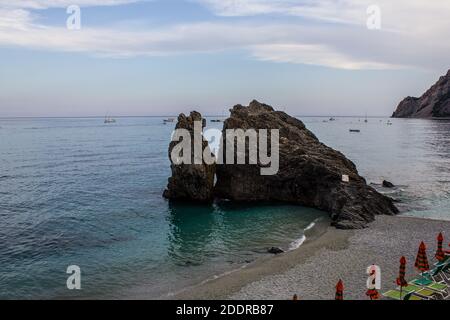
268;247;284;255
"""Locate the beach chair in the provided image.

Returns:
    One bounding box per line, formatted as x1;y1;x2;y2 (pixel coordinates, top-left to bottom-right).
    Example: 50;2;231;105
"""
401;282;446;300
382;290;404;300
382;289;433;301
439;269;450;284
429;270;447;284
409;278;448;300
412;288;442;300
383;283;438;301
382;290;409;300
438;253;450;274
426;283;449;300
424;264;450;284
411;277;433;286
407;294;426;301
402;283;422;294
435;256;450;269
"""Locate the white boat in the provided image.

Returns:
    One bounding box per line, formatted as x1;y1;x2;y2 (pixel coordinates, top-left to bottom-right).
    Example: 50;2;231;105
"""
104;116;116;124
163;118;175;124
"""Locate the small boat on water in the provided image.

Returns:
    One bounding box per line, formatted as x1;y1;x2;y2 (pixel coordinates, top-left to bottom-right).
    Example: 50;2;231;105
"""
104;116;116;124
329;117;336;121
163;118;175;124
349;129;361;133
210;119;222;123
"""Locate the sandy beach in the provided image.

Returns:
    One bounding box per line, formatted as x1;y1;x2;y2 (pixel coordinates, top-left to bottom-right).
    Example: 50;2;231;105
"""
173;215;450;300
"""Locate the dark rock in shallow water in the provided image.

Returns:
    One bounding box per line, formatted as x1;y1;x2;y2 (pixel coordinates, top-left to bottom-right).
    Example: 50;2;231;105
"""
214;100;399;229
163;111;216;202
382;180;395;188
392;69;450;118
268;247;284;254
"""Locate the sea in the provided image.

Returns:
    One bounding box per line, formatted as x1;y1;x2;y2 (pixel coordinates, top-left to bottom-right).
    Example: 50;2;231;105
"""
0;116;449;299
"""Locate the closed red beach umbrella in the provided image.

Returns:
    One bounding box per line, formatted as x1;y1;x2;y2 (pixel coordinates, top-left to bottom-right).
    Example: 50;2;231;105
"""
415;241;430;273
335;280;344;300
366;288;379;300
396;256;408;300
435;233;445;262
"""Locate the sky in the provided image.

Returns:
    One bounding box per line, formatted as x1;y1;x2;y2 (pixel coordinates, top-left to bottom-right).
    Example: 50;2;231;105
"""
0;0;449;117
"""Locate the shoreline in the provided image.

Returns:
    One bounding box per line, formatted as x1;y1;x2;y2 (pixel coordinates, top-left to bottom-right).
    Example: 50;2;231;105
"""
171;215;450;300
170;216;350;300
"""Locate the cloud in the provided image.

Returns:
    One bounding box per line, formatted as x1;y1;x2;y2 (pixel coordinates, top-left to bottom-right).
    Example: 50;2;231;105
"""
195;0;450;44
194;0;378;28
195;0;450;29
0;0;140;10
250;44;398;70
0;9;33;30
0;0;449;71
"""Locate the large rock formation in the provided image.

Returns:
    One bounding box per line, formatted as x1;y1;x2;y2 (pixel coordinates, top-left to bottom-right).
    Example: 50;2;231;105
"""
392;69;450;118
215;100;398;229
163;111;215;202
163;101;399;229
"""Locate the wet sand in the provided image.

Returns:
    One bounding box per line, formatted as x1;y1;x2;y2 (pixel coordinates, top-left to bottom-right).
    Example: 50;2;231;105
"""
172;215;450;300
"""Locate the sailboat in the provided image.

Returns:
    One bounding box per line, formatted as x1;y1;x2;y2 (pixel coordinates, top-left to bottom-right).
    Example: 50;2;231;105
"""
104;115;116;124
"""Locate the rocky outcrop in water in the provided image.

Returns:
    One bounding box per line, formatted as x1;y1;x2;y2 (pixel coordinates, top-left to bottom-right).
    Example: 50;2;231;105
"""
163;101;399;229
163;111;215;202
392;69;450;118
214;100;398;229
382;180;395;188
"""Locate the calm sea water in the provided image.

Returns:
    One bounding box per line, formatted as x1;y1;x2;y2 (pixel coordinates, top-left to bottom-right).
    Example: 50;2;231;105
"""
0;116;449;299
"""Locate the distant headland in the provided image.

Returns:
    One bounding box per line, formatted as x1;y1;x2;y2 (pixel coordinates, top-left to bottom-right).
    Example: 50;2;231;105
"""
392;69;450;118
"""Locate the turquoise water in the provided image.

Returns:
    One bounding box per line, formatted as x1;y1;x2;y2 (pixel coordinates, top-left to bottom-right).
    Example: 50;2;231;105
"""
0;117;325;299
0;116;449;299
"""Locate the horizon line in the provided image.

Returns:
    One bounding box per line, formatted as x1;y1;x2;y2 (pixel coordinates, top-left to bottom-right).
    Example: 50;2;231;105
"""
0;115;392;119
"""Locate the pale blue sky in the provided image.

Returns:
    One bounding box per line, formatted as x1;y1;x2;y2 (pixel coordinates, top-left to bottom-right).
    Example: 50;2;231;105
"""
0;0;449;117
